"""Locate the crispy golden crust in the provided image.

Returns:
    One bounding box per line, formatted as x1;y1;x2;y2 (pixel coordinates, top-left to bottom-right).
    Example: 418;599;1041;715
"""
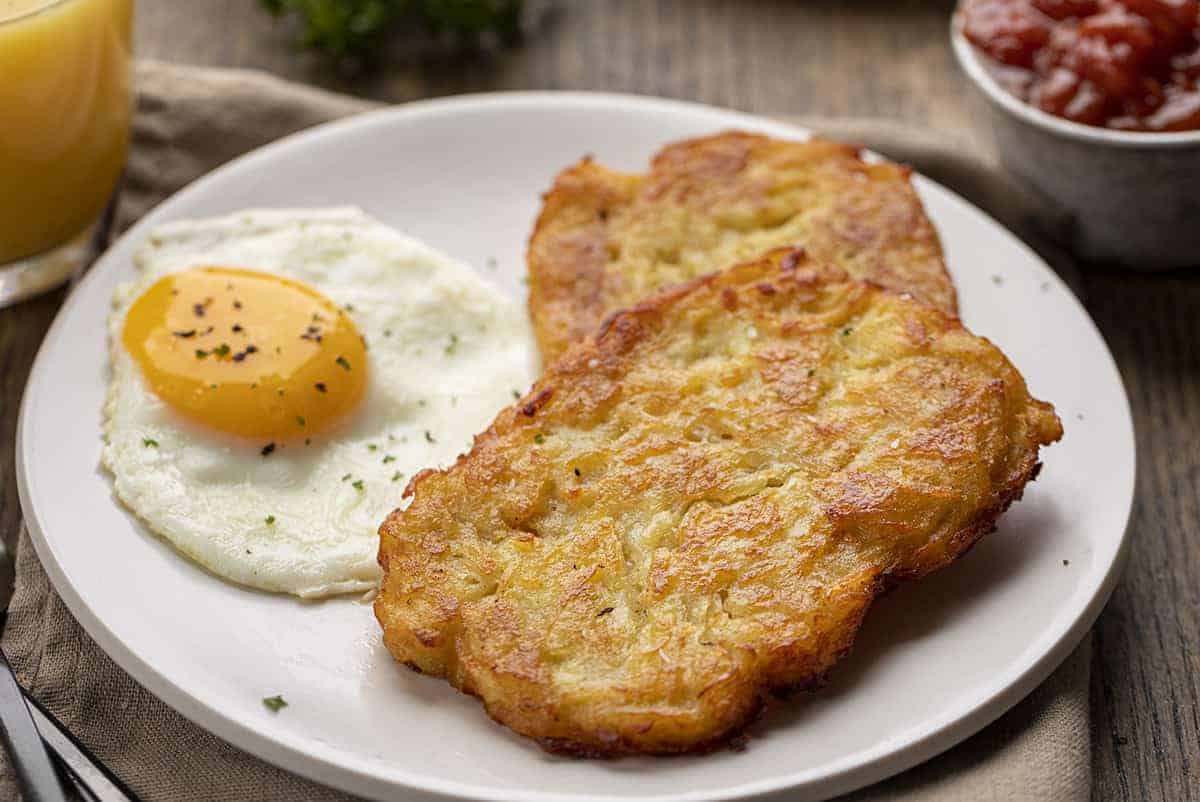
527;132;957;363
376;248;1060;756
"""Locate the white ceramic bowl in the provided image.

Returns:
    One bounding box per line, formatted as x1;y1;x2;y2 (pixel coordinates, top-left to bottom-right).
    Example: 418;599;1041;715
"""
951;11;1200;270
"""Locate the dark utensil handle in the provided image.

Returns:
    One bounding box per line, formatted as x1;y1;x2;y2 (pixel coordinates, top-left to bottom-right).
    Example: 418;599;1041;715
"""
60;769;102;802
0;650;67;802
24;691;141;802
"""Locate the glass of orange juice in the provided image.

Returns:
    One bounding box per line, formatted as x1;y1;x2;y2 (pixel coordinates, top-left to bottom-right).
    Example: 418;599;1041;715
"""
0;0;133;307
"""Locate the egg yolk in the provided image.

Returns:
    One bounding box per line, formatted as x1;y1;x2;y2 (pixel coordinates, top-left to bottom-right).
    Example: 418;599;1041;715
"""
122;267;367;442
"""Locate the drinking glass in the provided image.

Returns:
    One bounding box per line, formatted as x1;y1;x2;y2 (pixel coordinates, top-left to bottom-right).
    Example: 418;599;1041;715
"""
0;0;133;307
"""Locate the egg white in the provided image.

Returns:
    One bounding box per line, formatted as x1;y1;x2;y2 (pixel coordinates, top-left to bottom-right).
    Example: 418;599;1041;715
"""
102;208;538;598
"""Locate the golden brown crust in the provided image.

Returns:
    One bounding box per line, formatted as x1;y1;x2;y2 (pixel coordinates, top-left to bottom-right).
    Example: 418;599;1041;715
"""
527;132;957;363
376;248;1060;756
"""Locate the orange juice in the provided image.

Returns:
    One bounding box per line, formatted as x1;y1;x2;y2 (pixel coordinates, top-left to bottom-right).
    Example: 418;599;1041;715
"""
0;0;133;263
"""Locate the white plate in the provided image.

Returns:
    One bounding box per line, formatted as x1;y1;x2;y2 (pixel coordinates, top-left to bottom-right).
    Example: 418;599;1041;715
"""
17;93;1134;802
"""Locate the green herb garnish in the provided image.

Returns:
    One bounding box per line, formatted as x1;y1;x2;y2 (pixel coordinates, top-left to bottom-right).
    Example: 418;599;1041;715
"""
142;437;159;448
265;515;276;525
262;695;287;712
258;0;524;61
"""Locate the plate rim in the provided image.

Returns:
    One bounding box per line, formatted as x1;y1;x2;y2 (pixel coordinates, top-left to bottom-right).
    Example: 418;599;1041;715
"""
16;90;1136;802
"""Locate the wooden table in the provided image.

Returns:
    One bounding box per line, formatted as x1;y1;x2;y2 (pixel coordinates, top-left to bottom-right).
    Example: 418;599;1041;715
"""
2;2;1196;800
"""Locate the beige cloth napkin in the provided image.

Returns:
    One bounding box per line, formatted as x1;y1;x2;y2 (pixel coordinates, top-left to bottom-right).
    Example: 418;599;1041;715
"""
0;60;1091;802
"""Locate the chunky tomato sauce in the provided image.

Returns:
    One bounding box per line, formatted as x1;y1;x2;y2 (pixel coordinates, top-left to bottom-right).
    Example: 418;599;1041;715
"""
961;0;1200;131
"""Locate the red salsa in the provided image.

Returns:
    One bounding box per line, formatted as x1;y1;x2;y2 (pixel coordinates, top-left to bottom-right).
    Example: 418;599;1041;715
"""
961;0;1200;131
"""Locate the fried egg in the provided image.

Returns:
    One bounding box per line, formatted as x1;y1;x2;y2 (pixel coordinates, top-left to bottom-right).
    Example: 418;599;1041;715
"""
102;208;537;598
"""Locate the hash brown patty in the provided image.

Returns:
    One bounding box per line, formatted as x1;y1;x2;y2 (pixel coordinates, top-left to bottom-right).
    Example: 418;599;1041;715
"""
376;248;1060;756
527;132;957;363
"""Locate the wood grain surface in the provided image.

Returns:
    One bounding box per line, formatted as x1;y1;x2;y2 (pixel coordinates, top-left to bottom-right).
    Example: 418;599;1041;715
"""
0;1;1194;800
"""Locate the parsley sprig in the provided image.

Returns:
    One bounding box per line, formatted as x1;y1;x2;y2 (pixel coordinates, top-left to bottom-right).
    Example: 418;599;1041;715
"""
259;0;524;61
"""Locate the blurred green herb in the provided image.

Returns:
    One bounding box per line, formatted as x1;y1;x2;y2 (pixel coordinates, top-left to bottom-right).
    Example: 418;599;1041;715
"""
259;0;525;61
262;694;287;712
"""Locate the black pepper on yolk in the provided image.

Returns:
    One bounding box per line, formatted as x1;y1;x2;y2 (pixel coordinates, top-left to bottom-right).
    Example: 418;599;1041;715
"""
122;267;367;442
